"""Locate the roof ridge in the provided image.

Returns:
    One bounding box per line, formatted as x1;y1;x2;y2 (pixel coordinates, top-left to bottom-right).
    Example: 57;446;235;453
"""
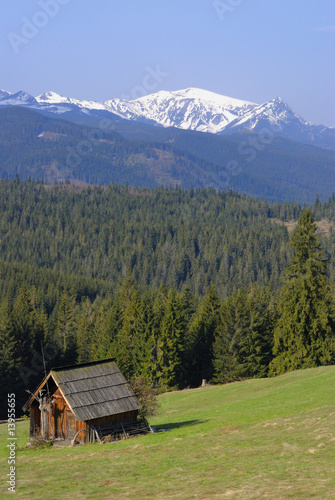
51;358;116;371
54;369;121;384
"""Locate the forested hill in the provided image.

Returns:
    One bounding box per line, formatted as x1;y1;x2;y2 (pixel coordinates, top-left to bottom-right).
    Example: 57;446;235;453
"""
1;180;335;304
1;106;335;203
1;180;335;417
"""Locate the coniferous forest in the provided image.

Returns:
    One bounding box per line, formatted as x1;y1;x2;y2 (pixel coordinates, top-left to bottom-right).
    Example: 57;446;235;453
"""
0;179;335;418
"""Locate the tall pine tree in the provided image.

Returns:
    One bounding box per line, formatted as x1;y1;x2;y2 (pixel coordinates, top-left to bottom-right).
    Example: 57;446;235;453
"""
270;210;335;375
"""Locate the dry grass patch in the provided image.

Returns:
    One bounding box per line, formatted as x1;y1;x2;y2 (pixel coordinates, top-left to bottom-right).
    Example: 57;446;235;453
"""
271;218;334;236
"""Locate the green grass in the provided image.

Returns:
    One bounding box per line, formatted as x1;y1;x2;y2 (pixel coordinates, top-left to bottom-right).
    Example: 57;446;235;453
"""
1;366;335;499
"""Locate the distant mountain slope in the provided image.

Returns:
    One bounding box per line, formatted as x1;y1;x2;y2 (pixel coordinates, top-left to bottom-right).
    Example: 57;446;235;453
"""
0;107;334;203
104;88;256;133
0;87;334;150
0;107;224;190
221;97;335;151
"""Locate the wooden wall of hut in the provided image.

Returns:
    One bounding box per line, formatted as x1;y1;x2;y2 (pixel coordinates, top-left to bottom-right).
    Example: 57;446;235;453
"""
48;388;87;443
29;388;87;443
89;410;138;428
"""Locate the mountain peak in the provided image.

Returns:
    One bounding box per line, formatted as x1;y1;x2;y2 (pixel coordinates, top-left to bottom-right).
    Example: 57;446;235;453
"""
0;89;11;97
171;87;255;104
0;91;37;105
0;86;332;150
268;96;292;109
135;87;256;109
262;97;305;122
36;91;70;104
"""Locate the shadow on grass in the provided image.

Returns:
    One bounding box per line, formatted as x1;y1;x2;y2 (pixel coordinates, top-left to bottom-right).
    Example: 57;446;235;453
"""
153;420;208;431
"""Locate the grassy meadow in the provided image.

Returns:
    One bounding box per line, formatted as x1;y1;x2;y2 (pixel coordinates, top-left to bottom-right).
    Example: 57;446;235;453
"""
1;366;335;499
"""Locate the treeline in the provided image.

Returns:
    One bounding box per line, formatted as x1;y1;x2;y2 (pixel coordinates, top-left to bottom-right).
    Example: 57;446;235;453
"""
0;275;277;417
1;180;335;298
1;181;335;417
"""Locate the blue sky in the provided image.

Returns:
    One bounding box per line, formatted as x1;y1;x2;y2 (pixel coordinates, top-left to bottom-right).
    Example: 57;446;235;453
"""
1;0;334;126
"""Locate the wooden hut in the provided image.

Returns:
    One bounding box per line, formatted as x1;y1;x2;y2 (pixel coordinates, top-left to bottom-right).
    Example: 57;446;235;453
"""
23;359;150;443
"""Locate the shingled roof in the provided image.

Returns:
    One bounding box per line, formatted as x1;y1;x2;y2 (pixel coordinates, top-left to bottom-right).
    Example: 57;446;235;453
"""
23;359;141;421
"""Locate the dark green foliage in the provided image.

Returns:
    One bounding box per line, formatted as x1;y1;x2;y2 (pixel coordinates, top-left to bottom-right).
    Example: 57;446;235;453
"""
270;210;335;375
0;107;234;192
76;298;95;364
1;106;335;203
237;285;275;378
55;289;78;360
115;274;141;379
128;375;159;420
12;284;36;363
131;291;156;381
213;285;274;383
187;284;221;386
0;179;301;297
0;181;334;418
158;290;185;389
0;301;19;412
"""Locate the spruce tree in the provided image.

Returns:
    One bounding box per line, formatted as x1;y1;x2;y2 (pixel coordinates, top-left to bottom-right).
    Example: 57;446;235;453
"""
92;298;120;360
76;298;94;363
270;209;335;375
132;291;156;382
158;289;184;389
179;287;196;385
188;284;221;386
11;283;35;363
213;288;247;383
55;289;78;362
237;285;274;379
151;284;168;387
0;301;19;419
115;273;140;378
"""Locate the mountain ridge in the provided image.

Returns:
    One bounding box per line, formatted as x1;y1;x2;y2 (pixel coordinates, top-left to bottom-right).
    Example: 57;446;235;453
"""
0;106;334;204
0;86;334;150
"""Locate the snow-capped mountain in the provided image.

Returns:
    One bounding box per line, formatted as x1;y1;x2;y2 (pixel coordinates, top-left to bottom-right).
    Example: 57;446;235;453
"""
105;88;256;133
36;90;107;112
0;89;11;100
0;90;38;106
220;97;335;149
0;87;334;150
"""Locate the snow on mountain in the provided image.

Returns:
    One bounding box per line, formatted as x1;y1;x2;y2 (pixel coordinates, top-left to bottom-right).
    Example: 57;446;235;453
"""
105;88;256;133
221;97;335;149
221;97;305;135
36;91;71;104
0;86;333;150
0;89;12;100
104;88;334;149
36;90;107;113
0;90;37;106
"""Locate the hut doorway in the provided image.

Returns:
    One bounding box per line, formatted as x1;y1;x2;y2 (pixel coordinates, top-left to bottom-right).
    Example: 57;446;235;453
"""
66;410;76;439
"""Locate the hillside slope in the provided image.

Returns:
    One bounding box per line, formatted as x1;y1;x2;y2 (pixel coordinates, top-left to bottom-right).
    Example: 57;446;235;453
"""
1;87;334;150
0;107;335;202
2;366;335;499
